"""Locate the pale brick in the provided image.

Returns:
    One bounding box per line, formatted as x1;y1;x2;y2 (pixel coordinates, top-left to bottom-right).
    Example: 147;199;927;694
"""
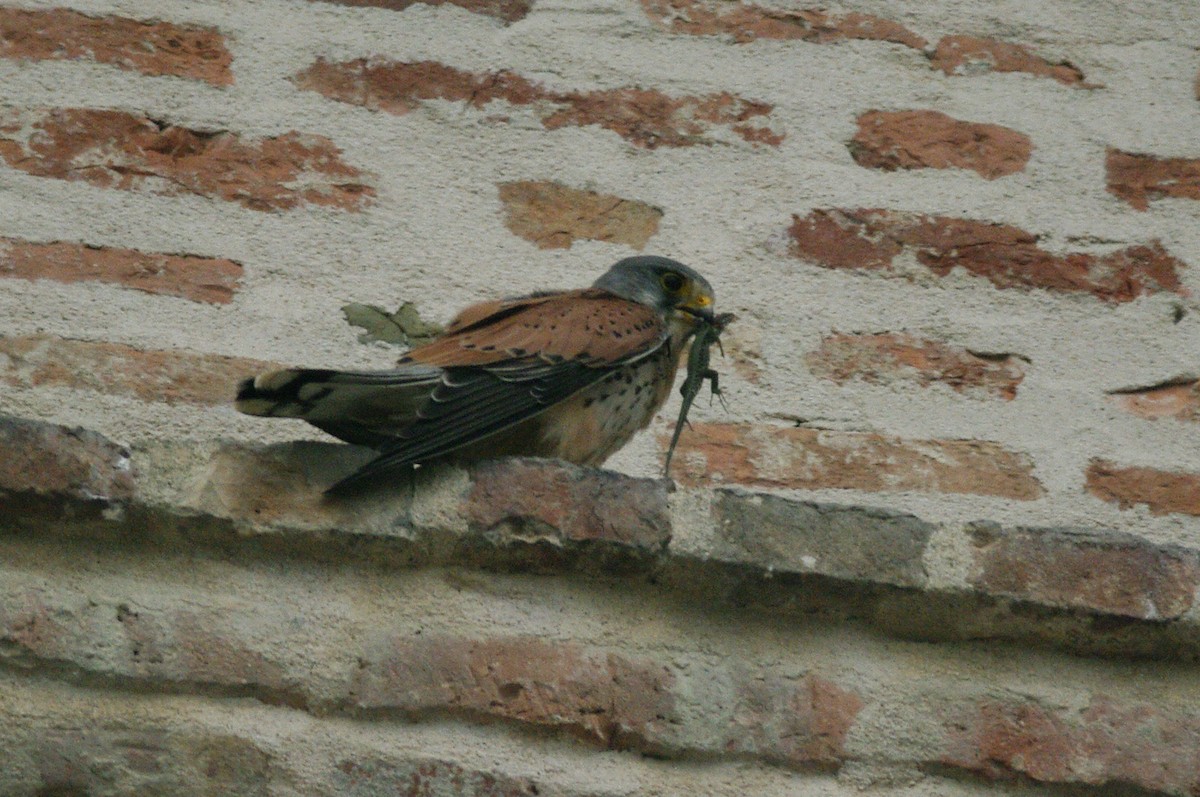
807;332;1026;400
498;181;662;250
712;491;933;587
0;334;278;406
664;423;1043;500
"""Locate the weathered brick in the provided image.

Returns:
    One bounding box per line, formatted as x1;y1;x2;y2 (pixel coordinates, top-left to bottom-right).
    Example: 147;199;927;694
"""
466;458;671;549
0;7;232;85
0;237;243;304
787;208;1187;303
807;332;1026;400
352;635;677;747
937;696;1200;795
294;59;782;148
1109;378;1200;421
663;423;1043;499
196;441;393;531
498;181;662;250
1107;149;1200;211
849;110;1032;179
0;589;293;697
930;35;1095;87
712;491;933;587
1086;459;1200;517
352;633;862;767
640;0;925;48
336;759;545;797
311;0;531;22
721;674;863;767
0;108;373;212
0;415;132;501
968;523;1200;619
2;724;271;797
0;334;277;406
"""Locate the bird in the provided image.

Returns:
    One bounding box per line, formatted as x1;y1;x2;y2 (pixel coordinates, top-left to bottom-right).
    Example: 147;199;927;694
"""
235;255;717;492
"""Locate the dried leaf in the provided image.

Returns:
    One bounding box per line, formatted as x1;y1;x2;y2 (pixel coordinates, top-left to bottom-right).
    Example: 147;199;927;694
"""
343;302;444;347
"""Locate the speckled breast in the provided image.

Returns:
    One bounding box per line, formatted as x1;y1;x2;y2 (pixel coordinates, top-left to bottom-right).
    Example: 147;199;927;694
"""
535;341;684;466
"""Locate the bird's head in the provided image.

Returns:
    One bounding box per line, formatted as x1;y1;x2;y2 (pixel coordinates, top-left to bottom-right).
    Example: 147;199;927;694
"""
593;256;715;323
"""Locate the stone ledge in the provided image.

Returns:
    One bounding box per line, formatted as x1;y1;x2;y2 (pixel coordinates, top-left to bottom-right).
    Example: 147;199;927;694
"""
1;414;1198;660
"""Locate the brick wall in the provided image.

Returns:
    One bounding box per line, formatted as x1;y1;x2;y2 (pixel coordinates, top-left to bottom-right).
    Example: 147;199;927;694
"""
1;1;1199;795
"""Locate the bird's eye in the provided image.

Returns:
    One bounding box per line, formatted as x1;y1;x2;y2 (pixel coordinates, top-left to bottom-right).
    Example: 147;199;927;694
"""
660;272;685;293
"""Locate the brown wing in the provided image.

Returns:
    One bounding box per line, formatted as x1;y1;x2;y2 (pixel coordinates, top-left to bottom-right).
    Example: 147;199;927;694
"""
328;289;666;492
405;288;663;367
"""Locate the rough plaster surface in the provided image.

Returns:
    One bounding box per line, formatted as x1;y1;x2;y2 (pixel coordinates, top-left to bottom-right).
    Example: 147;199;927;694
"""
0;1;1197;538
2;0;1200;793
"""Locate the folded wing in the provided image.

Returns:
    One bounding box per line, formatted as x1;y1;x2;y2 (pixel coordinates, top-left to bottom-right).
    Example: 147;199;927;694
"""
238;289;668;491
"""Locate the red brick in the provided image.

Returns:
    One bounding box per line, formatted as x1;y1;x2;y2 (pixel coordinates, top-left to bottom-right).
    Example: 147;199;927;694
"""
1086;460;1200;517
968;523;1199;619
293;59;782;148
466;458;670;549
1107;149;1200;211
0;415;133;501
352;635;676;747
807;332;1026;400
0;7;232;85
930;35;1095;87
352;633;862;767
0;108;373;212
0;592;292;698
939;697;1200;794
0;238;242;304
662;423;1043;499
0;334;278;406
1109;379;1200;421
311;0;531;22
787;208;1188;303
640;0;925;48
497;181;662;250
849;110;1032;179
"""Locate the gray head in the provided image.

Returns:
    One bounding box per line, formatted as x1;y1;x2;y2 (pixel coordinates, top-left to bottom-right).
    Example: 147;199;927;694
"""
592;256;715;319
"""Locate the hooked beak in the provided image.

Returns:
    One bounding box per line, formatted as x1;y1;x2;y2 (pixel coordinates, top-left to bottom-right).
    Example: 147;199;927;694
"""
679;304;716;323
678;289;715;323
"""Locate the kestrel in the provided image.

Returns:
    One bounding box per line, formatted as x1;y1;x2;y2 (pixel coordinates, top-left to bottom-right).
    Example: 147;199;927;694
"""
235;256;716;491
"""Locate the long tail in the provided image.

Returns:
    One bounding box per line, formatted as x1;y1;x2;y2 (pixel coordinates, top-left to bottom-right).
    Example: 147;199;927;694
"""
235;366;442;447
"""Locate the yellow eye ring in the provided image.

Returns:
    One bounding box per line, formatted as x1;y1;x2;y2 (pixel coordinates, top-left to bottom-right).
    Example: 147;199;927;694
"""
660;272;685;292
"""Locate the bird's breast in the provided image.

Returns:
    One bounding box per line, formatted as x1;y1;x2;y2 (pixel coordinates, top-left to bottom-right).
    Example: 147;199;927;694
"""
535;342;685;466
